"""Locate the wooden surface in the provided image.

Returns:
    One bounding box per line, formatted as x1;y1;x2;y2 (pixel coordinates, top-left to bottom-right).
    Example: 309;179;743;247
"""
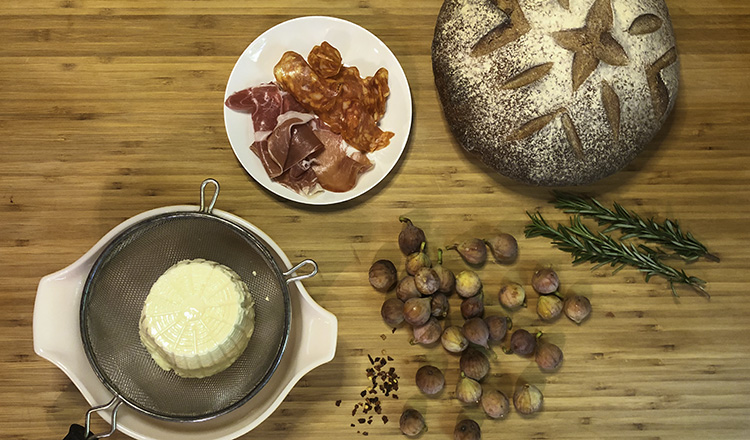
2;1;749;439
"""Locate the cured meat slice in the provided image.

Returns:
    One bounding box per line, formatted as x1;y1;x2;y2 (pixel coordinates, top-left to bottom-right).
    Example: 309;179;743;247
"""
329;64;389;122
252;112;316;178
306;41;390;122
324;98;394;153
311;128;373;193
224;83;283;133
274;161;319;195
307;41;342;78
281;91;308;113
273;42;394;153
363;67;390;122
273;52;340;113
287;121;325;170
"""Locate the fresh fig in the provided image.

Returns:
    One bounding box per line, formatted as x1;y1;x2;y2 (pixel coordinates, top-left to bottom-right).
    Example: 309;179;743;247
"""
381;297;405;327
398;216;426;255
447;238;487;265
369;259;397;292
405;242;431;275
484;233;518;264
433;248;456;294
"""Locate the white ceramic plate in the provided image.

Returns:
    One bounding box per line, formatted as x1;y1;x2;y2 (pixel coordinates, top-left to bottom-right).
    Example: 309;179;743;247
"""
223;16;412;205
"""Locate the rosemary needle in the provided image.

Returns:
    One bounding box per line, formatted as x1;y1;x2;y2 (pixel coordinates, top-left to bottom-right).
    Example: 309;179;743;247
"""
552;192;719;263
524;211;710;298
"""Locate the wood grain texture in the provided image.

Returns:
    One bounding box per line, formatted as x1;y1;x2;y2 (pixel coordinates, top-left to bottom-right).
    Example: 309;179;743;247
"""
1;1;749;439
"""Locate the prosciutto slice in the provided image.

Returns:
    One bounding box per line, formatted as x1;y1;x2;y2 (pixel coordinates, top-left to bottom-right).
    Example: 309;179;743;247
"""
274;162;319;195
282;91;307;114
251;112;318;179
225;82;374;196
312;129;373;193
224;83;282;133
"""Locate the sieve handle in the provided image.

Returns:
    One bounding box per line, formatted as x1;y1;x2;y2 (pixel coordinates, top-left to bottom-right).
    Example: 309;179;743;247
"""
63;424;92;440
199;178;220;213
283;259;319;284
63;397;123;440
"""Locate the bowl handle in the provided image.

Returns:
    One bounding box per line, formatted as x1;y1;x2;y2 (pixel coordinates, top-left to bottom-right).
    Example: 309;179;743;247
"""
35;265;122;439
291;284;338;375
34;269;88;374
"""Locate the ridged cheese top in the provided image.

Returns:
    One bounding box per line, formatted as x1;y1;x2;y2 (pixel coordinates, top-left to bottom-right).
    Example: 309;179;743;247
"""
139;259;255;378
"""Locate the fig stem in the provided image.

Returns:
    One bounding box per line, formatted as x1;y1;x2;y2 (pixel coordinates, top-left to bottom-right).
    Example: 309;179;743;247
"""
437;248;444;265
507;316;513;331
399;216;413;225
477;344;499;360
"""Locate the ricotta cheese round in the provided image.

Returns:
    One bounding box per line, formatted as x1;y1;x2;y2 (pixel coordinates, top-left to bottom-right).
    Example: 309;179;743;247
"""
139;259;255;378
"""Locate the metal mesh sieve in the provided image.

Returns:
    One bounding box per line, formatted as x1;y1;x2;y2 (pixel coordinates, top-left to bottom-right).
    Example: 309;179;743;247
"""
77;180;312;424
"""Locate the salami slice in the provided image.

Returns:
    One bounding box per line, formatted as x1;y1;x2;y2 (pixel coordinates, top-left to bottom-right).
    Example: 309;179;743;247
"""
274;42;394;153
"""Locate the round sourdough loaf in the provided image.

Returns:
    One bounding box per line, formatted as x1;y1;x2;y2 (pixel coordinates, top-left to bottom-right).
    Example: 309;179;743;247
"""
432;0;679;186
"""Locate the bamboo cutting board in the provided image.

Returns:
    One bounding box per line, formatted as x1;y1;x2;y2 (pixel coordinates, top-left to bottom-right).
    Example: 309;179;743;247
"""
1;1;749;439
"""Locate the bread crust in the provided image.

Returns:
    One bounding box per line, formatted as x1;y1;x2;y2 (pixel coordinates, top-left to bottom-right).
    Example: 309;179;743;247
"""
432;0;679;186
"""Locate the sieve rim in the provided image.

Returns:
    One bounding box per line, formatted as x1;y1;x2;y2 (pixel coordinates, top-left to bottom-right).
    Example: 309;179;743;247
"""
79;209;292;423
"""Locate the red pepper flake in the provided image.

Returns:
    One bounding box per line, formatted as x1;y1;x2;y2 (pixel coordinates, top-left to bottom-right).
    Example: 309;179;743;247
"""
335;400;342;407
345;353;400;434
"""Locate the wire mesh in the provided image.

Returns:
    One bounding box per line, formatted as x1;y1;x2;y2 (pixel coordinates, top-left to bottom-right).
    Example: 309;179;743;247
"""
80;212;291;421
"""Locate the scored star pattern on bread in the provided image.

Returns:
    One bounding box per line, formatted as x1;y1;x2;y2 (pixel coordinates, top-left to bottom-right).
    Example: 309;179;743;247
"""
469;0;678;161
471;0;530;57
551;0;629;92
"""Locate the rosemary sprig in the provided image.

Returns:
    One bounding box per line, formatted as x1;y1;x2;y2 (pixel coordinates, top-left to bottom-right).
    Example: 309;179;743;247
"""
524;211;710;298
552;192;719;263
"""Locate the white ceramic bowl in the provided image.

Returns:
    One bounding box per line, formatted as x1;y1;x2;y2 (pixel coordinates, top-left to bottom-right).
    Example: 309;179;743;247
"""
33;205;337;440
